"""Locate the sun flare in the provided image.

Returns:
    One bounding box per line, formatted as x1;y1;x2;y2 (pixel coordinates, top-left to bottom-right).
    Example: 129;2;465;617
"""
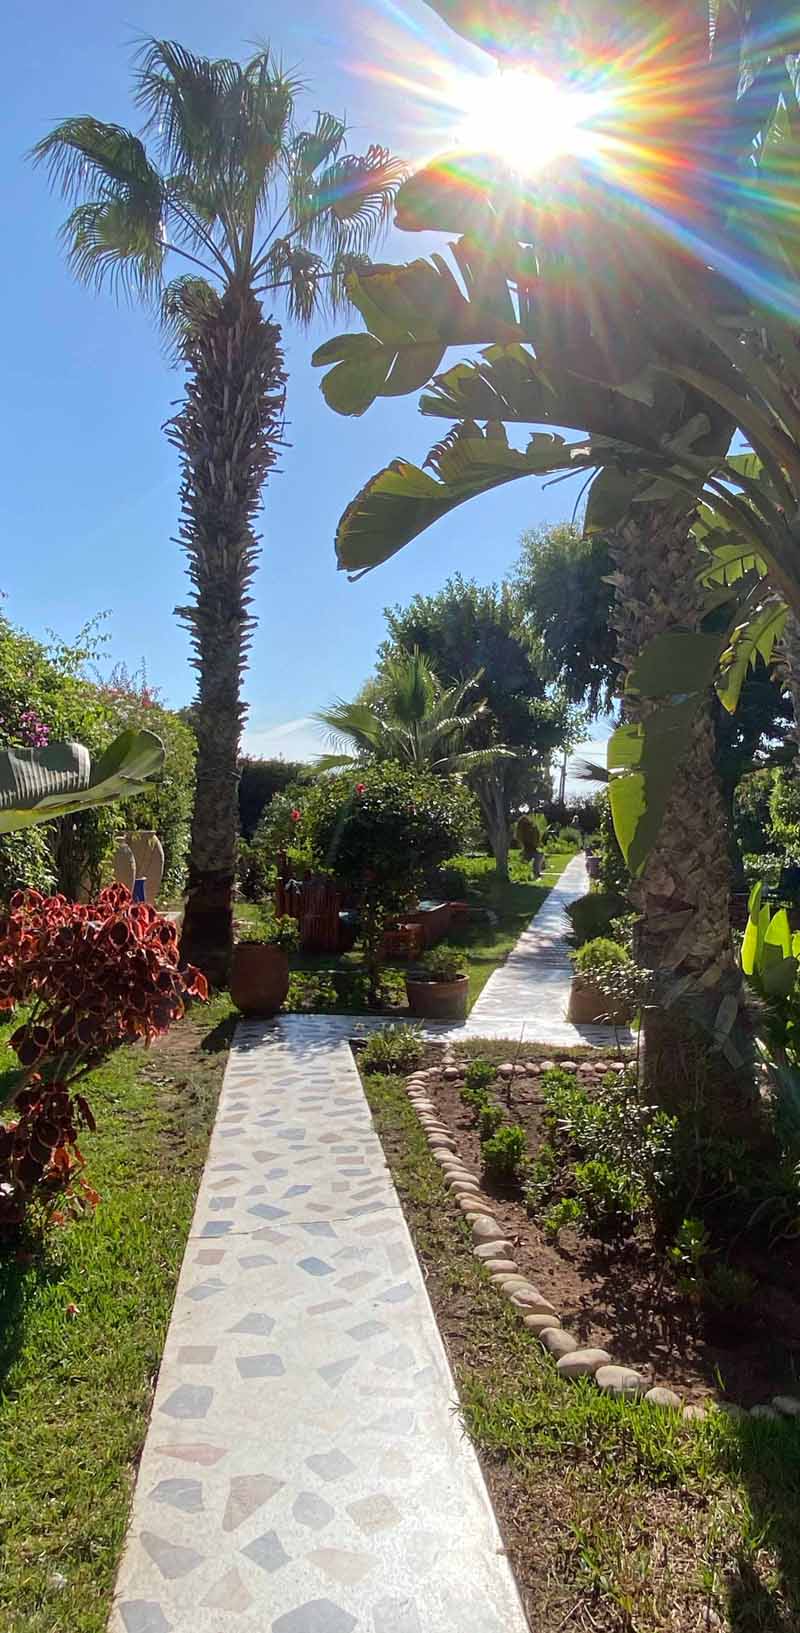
450;66;607;175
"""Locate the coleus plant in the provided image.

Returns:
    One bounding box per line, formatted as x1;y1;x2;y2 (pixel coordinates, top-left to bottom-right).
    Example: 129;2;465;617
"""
0;884;207;1237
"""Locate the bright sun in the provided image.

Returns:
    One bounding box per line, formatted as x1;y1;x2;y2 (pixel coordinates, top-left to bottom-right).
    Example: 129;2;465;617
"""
452;67;606;175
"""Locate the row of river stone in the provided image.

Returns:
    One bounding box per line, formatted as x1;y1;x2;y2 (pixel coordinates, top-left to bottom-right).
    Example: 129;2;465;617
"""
404;1064;800;1424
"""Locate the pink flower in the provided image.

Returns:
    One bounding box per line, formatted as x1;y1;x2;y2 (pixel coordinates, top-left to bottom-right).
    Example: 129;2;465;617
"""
355;783;365;795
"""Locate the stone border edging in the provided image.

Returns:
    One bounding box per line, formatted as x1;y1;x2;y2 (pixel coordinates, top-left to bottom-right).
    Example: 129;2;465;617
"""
402;1058;800;1426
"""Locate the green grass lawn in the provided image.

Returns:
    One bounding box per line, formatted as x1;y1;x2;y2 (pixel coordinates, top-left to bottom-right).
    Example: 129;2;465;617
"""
0;994;235;1633
363;1068;800;1633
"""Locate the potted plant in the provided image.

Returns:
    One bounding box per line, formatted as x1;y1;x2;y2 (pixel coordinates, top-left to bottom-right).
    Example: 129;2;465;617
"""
406;944;470;1021
567;937;633;1024
230;911;300;1016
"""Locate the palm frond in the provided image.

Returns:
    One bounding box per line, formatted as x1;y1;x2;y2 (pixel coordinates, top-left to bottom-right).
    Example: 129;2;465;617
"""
160;274;220;360
263;239;326;323
31;118;165;298
291;112;346;177
303;146;407;259
135;40;298;229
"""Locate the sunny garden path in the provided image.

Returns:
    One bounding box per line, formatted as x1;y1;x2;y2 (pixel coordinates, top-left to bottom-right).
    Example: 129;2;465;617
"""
461;850;628;1046
109;854;625;1633
109;1015;529;1633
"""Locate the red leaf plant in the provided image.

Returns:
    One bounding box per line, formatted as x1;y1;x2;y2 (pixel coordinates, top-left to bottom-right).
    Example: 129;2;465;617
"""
0;885;207;1239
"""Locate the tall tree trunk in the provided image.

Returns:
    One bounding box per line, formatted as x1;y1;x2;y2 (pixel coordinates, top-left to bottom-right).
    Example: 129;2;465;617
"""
473;772;509;879
778;611;800;763
610;506;761;1135
170;284;286;986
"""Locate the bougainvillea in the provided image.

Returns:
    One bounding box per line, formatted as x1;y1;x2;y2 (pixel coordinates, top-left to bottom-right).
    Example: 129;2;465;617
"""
0;884;207;1237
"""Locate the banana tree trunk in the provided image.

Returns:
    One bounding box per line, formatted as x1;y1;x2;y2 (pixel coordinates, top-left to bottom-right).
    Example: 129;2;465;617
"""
611;507;760;1135
170;284;286;986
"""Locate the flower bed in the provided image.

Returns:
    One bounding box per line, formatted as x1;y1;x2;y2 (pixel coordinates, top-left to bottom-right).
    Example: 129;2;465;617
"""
407;1050;800;1415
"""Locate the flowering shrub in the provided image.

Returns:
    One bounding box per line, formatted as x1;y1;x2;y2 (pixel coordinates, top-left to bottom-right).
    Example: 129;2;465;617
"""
0;884;207;1238
300;763;475;1003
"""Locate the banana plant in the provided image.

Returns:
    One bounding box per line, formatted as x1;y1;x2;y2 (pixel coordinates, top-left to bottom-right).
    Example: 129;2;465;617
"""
741;882;800;1001
0;731;165;833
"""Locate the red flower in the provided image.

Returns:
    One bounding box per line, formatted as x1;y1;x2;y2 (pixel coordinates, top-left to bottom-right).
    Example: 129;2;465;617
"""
355;783;366;795
290;808;301;823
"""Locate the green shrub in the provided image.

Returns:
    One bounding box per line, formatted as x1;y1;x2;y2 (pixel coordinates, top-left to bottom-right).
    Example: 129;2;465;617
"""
572;936;630;978
566;891;628;946
463;1057;497;1095
284;971;338;1011
572;1157;644;1235
706;1263;757;1312
237;837;276;902
420;944;469;982
558;825;582;848
360;1023;424;1075
237;910;300;950
481;1124;528;1181
478;1099;504;1140
543;1196;586;1236
531;1067;679;1239
667;1216;710;1300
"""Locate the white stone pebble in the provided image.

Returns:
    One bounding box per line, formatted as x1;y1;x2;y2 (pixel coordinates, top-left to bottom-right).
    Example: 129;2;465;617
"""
644;1386;682;1409
540;1328;580;1358
595;1364;646;1398
556;1348;611;1379
772;1395;800;1417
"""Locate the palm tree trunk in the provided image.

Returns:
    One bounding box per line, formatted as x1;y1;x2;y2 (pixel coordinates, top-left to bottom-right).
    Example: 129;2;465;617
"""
472;773;509;879
610;506;761;1135
170;284;286;985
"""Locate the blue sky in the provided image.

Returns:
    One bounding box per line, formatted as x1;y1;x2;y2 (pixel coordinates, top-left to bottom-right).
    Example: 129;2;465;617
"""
2;0;606;770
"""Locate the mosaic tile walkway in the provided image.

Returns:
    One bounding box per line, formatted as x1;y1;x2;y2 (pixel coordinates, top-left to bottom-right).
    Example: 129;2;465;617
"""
110;1019;530;1633
450;850;630;1046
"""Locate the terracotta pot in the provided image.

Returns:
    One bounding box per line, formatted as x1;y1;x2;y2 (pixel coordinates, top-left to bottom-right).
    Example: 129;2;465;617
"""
405;975;469;1021
230;943;290;1016
567;974;631;1025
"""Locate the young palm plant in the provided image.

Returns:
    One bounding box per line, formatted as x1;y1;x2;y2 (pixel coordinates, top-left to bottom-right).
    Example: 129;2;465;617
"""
315;647;512;773
33;40;404;982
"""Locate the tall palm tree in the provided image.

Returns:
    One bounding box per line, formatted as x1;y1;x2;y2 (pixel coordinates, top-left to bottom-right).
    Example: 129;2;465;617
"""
315;647;513;775
33;40;404;983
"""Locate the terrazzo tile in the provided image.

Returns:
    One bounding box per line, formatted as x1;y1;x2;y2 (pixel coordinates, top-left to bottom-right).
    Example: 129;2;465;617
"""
109;1019;531;1633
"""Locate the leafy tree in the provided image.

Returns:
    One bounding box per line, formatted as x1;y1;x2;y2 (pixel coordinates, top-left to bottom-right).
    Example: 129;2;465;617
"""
379;577;575;877
238;757;314;840
299;762;475;1002
34;39;403;983
515;523;619;714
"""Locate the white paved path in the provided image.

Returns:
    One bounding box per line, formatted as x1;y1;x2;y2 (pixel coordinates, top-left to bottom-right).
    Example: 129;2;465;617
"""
456;851;629;1046
110;1017;529;1633
109;853;626;1633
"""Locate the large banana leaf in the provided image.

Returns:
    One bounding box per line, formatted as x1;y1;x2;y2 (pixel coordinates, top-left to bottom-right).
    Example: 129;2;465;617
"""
0;730;165;833
607;631;727;874
335;423;586;574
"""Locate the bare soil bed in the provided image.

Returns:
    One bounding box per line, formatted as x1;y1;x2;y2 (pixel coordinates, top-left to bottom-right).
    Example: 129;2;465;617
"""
429;1051;800;1408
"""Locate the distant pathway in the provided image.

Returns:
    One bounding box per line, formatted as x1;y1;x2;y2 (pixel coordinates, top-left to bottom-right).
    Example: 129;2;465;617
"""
458;851;630;1047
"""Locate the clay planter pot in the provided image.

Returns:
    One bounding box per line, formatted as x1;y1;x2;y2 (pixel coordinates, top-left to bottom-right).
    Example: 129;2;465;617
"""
405;975;469;1021
230;943;290;1016
567;974;630;1025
